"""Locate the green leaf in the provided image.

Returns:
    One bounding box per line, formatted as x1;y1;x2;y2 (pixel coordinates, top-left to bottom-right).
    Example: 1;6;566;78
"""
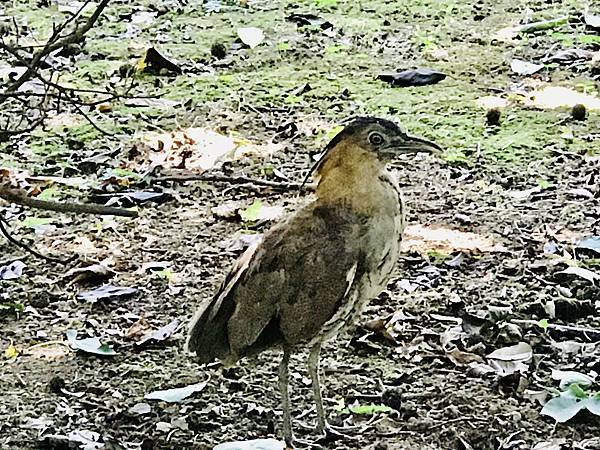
18;217;53;229
218;74;235;84
314;0;337;8
333;398;346;412
568;383;588;399
284;95;301;105
156;269;173;280
541;391;585;422
538;318;549;330
36;187;61;201
325;45;344;54
442;148;469;165
66;330;116;356
325;125;344;141
349;404;392;415
0;302;24;313
537;178;551;189
579;35;600;45
106;168;141;179
239;200;263;222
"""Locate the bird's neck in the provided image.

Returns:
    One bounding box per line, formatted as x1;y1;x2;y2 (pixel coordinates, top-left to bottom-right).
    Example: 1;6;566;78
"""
314;143;399;215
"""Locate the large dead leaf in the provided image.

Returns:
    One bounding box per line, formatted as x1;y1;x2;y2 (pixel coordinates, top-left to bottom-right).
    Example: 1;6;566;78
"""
0;260;26;280
24;343;70;360
401;224;506;254
145;380;208;402
523;86;600;110
64;262;114;284
237;27;265;49
66;330;116;356
239;200;285;223
446;347;484;366
76;285;138;303
510;59;543;75
128;128;282;173
364;310;415;343
556;266;600;284
214;439;285;450
485;342;533;376
0;166;31;190
476;95;509;109
136;319;179;346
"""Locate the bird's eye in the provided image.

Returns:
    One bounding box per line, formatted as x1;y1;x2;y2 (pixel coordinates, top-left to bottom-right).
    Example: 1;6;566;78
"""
368;132;385;146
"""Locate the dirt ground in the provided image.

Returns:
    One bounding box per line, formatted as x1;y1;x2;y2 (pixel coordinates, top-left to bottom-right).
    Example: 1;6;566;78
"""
1;0;600;449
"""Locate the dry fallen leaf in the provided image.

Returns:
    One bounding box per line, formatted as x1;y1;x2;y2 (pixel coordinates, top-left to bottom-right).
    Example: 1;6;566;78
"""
446;347;484;366
125;318;152;340
510;59;544;75
23;343;70;360
401;224;506;254
524;86;600;110
128;127;281;173
237;27;265;49
64;263;114;284
485;342;533;376
556;266;600;284
136;319;179;346
476;95;510;109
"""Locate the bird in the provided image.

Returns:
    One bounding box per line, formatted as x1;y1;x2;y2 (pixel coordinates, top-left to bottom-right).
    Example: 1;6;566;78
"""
186;116;441;448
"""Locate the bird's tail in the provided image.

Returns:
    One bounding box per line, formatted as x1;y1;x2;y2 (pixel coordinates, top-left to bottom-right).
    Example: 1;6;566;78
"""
185;241;261;365
185;294;235;364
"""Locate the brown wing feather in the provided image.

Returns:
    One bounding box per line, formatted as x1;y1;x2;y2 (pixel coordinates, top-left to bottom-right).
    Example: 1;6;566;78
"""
187;202;364;364
227;203;363;354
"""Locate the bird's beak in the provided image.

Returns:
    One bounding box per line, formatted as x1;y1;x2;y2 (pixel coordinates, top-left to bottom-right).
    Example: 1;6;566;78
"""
386;135;442;155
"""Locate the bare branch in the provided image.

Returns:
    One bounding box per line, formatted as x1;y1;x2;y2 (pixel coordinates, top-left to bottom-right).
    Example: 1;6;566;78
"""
4;0;111;94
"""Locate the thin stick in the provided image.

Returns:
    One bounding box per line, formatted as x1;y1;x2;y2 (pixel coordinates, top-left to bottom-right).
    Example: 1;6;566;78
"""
513;319;600;336
159;173;315;192
0;185;138;217
4;0;111;93
0;217;75;264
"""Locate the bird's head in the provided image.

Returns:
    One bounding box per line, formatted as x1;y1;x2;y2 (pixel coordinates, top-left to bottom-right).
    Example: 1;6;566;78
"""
309;117;441;183
325;116;441;159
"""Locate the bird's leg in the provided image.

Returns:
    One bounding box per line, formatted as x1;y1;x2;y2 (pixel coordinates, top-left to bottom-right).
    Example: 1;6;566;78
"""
307;342;327;434
279;344;294;448
308;342;358;443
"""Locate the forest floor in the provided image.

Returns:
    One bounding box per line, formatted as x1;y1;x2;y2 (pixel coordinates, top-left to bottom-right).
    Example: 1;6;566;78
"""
1;0;600;449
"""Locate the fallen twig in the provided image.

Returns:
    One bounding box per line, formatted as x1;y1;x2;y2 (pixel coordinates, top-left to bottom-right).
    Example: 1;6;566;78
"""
158;173;316;192
513;319;600;337
0;185;138;218
0;216;75;264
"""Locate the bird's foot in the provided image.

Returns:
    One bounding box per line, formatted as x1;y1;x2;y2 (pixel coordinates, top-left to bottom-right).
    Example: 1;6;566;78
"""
284;436;325;450
315;423;359;444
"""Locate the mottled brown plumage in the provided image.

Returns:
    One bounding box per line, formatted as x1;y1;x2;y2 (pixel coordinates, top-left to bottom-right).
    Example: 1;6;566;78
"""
186;117;440;447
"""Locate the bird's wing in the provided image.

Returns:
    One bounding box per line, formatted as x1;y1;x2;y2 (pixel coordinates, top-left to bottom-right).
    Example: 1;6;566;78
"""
226;203;365;354
187;203;364;363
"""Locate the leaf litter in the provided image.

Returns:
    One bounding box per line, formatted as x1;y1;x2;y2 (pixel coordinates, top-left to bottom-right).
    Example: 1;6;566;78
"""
2;0;600;449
